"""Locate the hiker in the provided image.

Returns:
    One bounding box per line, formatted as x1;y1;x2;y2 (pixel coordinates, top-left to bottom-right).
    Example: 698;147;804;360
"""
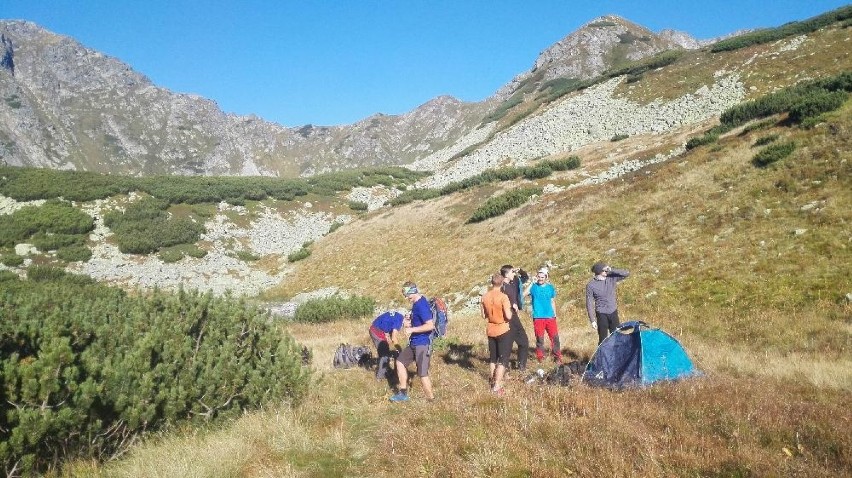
586;262;630;344
483;273;513;396
500;264;529;375
390;281;435;402
523;267;562;363
369;310;404;381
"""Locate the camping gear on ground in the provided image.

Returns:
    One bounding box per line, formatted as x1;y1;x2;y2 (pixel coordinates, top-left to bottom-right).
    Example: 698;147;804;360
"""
523;361;587;386
332;343;373;369
583;320;698;388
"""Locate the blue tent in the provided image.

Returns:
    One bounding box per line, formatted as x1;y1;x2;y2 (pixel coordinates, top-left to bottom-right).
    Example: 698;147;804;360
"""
583;321;698;388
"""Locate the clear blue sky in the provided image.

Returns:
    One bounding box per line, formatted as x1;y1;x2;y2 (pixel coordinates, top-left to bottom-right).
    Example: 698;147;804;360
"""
4;1;849;127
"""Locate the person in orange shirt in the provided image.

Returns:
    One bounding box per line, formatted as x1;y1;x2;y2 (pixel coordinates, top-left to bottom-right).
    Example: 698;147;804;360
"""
482;273;513;396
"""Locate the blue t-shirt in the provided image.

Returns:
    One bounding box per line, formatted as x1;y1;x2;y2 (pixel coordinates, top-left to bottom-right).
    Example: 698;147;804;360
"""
409;296;434;346
372;311;404;333
529;283;556;319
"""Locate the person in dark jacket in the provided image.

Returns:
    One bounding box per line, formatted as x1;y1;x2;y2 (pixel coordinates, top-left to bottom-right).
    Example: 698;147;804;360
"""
500;264;529;375
586;262;630;344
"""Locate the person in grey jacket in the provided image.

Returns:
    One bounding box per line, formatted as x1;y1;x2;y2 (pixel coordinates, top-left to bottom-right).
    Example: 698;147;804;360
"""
586;262;630;344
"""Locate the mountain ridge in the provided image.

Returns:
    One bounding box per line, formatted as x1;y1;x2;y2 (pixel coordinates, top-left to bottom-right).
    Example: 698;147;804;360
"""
0;15;705;177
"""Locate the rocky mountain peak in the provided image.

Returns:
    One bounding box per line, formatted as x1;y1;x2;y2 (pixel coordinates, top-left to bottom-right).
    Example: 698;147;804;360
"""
1;33;13;75
495;15;699;100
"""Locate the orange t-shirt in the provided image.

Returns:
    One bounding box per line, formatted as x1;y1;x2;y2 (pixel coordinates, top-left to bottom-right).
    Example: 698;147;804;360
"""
482;288;510;337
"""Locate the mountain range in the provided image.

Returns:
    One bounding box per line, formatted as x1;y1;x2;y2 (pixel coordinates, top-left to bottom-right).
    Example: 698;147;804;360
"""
1;15;716;177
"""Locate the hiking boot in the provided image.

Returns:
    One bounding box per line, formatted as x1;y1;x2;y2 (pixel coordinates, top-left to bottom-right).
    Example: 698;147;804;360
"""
389;392;409;402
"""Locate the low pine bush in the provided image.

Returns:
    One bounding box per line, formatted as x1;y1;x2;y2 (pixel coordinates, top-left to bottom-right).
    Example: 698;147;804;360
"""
710;5;852;52
293;295;376;323
0;273;310;474
686;131;720;150
467;187;542;223
55;244;92;263
787;90;848;124
752;141;796;167
348;200;368;211
0;200;95;248
287;246;311;262
1;253;24;267
104;197;205;254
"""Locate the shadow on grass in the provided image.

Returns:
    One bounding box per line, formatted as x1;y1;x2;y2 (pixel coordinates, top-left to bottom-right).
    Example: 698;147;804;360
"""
439;343;477;369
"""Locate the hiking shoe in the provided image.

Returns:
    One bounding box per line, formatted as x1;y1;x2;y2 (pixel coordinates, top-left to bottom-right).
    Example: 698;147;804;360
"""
389;392;409;402
492;387;505;398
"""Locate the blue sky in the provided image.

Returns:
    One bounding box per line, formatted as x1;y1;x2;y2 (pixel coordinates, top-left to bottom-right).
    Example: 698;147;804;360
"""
4;1;849;127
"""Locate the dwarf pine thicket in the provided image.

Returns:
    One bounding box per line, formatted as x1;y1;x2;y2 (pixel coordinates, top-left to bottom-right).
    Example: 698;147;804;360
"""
0;268;310;474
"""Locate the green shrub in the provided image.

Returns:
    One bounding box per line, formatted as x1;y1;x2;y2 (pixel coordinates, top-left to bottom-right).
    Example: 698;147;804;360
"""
521;164;552;180
30;232;85;251
159;248;184;263
752;141;796;167
287;247;311;262
604;50;685;79
0;276;310;474
235;250;260;262
788;90;848;124
611;134;629;142
391;157;579;207
720;72;852;129
0;200;94;248
752;134;780;147
104;198;204;254
710;5;852;52
686;131;720;150
0;165;426;205
293;295;376;323
184;245;208;259
348;200;368;211
467;187;543;223
56;244;92;263
1;253;24;267
0;269;18;281
327;222;343;234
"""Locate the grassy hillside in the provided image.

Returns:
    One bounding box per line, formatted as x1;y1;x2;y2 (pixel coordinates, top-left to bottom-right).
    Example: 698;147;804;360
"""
60;83;852;478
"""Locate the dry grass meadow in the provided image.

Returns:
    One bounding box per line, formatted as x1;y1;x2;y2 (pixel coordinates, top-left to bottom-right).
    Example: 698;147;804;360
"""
61;31;852;477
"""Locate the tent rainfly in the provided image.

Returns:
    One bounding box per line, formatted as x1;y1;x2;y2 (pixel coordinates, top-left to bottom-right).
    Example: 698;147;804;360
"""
583;321;698;388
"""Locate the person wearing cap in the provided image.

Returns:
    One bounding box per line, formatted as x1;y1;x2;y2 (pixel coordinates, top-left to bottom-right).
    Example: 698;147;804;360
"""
586;262;630;344
390;281;435;402
482;273;513;396
523;267;562;363
369;310;404;381
500;264;530;375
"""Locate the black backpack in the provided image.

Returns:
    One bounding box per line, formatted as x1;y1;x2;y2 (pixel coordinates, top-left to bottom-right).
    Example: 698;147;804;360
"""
332;343;372;369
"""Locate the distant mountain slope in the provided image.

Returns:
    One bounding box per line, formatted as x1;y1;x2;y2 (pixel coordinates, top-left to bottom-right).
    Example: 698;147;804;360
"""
0;20;491;176
0;15;702;177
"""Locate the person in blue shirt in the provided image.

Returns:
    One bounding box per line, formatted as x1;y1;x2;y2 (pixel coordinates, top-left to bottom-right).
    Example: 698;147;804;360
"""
369;310;404;381
390;281;435;402
523;268;562;363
